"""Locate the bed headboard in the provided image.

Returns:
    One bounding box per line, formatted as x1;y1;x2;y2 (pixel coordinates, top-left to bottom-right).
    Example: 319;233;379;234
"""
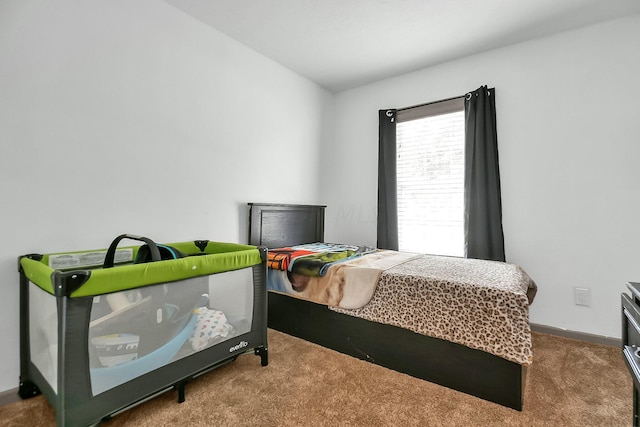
248;203;326;248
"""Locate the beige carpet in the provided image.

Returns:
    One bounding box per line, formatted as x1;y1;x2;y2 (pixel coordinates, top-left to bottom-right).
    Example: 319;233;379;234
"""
0;330;632;426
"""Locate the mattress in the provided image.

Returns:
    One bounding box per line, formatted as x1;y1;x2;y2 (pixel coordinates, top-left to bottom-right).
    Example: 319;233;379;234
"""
267;246;536;365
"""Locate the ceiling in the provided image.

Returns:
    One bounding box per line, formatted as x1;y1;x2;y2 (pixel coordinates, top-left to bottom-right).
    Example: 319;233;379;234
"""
164;0;640;93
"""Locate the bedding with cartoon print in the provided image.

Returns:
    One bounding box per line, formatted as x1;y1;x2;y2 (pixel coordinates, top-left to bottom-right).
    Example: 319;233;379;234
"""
266;244;418;309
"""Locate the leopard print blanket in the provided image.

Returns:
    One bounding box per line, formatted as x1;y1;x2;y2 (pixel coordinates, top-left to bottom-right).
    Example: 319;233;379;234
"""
330;255;536;366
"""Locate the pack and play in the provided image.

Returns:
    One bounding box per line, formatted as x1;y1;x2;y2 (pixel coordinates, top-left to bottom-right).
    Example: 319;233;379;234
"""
18;234;268;426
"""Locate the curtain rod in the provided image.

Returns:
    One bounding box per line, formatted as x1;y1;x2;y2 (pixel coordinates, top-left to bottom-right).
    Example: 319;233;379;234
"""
397;86;494;112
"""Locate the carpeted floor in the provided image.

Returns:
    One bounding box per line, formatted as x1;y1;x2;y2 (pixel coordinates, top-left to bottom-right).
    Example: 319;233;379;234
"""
0;330;633;426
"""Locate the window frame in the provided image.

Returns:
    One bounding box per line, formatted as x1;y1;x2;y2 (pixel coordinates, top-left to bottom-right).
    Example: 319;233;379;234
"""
396;96;464;123
394;96;465;256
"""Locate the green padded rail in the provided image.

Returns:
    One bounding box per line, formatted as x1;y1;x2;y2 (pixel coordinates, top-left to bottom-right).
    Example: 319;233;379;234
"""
20;241;263;298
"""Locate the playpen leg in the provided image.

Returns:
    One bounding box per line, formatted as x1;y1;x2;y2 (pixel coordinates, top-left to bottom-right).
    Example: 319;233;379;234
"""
18;380;41;399
175;381;186;403
255;347;268;366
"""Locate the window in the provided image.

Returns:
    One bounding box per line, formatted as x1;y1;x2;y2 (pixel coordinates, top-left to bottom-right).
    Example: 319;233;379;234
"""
396;97;465;256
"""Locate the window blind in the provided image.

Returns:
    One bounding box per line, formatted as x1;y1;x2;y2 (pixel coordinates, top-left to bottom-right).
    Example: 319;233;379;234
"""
396;100;465;256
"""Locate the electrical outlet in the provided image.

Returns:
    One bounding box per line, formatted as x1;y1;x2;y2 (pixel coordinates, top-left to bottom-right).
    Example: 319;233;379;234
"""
575;287;591;307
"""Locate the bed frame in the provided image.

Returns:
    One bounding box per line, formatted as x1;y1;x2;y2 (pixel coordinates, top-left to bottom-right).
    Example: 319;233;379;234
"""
248;203;526;410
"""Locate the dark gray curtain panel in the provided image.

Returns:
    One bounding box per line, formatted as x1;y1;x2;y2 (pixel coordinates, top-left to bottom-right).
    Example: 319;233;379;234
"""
377;109;398;250
464;86;505;261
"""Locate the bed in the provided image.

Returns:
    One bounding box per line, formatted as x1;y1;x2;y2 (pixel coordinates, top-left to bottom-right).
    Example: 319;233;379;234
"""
248;202;536;410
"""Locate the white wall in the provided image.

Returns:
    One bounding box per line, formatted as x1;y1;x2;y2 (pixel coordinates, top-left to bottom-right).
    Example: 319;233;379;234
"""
324;15;640;340
0;0;331;393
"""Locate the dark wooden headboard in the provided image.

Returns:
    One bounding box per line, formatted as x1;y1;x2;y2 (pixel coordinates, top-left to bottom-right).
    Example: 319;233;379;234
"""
248;203;326;248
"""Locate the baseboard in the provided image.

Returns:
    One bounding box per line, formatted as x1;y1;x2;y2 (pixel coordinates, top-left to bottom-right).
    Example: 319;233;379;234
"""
531;323;621;348
0;387;20;407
